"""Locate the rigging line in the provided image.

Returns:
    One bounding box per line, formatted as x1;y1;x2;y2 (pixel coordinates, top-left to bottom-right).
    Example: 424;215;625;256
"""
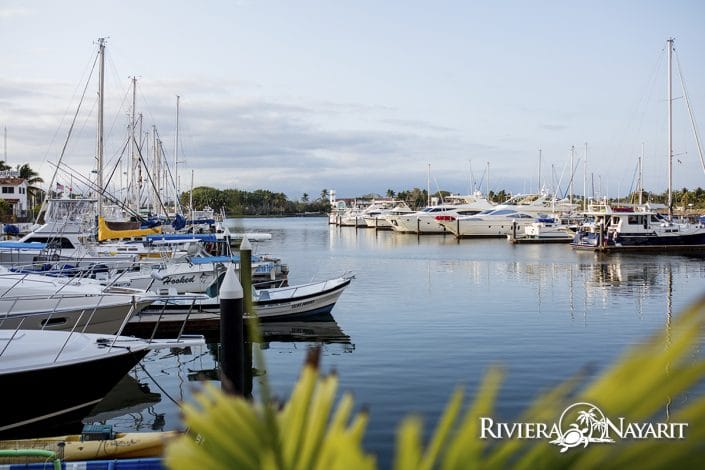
158;138;183;215
35;48;100;225
102;137;130;196
36;42;100;176
137;362;181;407
131;133;171;218
674;51;705;178
50;160;144;221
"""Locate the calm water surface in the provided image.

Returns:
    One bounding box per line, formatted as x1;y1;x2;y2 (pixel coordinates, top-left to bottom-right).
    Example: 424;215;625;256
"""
98;217;705;466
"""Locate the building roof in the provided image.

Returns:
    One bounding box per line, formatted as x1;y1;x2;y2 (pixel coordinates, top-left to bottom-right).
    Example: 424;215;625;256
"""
0;178;26;186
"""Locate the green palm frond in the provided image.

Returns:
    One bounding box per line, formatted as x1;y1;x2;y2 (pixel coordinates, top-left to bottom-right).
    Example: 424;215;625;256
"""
166;295;705;469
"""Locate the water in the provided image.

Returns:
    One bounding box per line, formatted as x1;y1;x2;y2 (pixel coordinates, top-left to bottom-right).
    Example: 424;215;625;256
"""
95;217;705;466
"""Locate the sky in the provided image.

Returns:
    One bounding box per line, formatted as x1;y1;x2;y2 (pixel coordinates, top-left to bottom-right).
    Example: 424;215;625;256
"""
2;0;705;202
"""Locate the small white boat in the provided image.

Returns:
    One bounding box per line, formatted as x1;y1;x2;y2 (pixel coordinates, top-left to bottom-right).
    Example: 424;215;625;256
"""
508;217;574;244
126;273;354;333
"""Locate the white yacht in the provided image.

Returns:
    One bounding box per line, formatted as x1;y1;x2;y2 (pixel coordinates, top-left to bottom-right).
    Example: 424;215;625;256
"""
384;192;494;234
435;208;539;238
363;201;413;229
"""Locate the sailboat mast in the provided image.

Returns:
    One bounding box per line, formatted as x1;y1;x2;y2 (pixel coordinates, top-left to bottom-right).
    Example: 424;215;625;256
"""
130;77;139;213
639;143;644;205
96;38;105;218
570;145;574;206
667;37;674;221
175;95;180;214
427;162;430;206
538;148;542;193
583;142;587;211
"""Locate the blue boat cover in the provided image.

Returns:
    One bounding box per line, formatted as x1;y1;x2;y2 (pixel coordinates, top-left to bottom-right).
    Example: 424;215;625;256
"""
0;241;47;250
0;457;164;469
146;233;217;242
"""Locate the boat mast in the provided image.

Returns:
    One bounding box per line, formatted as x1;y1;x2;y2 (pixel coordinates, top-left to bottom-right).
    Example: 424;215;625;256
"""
96;38;105;218
667;37;674;221
130;77;140;213
639;143;644;205
583;142;587;211
538;148;542;193
427;162;430;206
569;145;574;206
175;95;180;215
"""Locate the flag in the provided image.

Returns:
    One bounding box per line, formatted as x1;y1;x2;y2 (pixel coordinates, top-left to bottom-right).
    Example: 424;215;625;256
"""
56;182;64;191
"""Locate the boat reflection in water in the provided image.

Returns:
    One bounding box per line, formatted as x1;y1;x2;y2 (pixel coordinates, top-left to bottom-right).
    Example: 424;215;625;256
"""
186;314;353;387
82;374;163;429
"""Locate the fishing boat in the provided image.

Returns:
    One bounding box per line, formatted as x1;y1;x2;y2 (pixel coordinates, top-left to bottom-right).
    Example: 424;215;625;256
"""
123;273;354;336
0;329;204;439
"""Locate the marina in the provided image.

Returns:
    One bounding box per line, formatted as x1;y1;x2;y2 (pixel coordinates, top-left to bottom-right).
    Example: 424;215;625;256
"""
3;7;705;467
53;216;705;468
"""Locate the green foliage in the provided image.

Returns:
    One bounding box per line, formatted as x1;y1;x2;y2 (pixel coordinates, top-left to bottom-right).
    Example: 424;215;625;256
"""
166;293;705;469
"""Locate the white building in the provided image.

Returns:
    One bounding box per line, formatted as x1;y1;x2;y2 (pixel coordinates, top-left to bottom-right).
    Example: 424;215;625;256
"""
0;170;29;217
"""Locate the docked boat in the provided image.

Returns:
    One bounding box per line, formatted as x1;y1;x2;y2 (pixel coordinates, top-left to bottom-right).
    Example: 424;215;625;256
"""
570;203;705;252
435;208;539;238
0;329;204;438
363;201;413;229
385;192;494;234
124;273;354;336
0;429;180;461
508;217;574;243
572;39;705;252
0;268;154;334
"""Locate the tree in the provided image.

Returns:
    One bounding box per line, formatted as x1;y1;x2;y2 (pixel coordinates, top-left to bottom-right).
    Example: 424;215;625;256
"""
302;193;309;203
17;163;44;214
320;189;329;201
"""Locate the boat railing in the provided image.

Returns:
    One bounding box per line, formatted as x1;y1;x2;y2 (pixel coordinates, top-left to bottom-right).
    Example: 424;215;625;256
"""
0;291;142;361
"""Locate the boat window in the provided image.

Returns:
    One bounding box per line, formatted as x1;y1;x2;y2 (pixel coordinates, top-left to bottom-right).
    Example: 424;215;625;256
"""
628;215;638;224
25;237;75;249
491;209;517;216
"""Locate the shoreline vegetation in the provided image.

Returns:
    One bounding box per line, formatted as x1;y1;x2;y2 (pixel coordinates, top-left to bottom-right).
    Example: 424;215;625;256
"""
182;185;705;218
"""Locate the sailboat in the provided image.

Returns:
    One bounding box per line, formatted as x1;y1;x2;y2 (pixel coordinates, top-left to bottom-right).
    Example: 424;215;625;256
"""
571;38;705;252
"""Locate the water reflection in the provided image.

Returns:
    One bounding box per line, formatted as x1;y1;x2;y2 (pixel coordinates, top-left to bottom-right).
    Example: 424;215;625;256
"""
185;314;353;397
84;375;163;429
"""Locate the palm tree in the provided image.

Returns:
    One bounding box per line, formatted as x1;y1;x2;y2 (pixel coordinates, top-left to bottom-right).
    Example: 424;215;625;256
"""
0;161;11;171
320;189;329;201
17;163;44;216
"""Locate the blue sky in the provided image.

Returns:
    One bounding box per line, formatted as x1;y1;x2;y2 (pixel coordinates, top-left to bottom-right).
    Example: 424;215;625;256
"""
2;0;705;201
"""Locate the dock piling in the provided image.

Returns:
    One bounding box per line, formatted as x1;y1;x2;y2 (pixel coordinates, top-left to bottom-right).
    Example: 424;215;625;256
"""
219;263;245;395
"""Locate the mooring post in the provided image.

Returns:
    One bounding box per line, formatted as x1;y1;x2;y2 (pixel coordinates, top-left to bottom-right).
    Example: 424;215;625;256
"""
239;237;253;315
219;263;244;395
512;219;517;241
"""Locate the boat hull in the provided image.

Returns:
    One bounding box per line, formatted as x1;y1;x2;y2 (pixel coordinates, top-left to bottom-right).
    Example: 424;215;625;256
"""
124;277;352;336
0;349;149;439
572;230;705;252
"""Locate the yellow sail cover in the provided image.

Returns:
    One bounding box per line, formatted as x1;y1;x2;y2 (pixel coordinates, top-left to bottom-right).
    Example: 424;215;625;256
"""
98;216;162;241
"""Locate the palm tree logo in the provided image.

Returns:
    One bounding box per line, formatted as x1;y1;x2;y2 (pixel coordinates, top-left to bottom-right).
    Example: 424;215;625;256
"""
550;402;614;453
